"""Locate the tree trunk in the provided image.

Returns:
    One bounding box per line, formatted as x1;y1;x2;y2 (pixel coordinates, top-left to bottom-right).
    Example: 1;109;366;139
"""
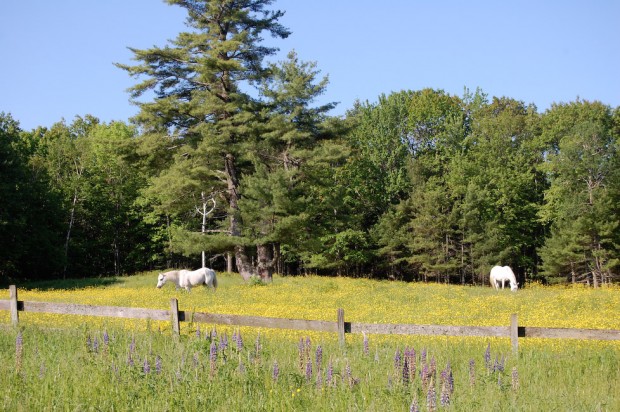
63;190;78;279
225;153;253;280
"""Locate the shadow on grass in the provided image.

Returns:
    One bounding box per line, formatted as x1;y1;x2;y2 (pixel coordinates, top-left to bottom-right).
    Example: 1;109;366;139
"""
3;276;121;291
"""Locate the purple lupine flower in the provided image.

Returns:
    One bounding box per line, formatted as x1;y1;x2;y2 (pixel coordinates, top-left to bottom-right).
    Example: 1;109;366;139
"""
210;342;217;362
363;332;369;356
406;348;417;382
219;333;228;352
402;357;410;385
511;367;519;391
272;361;279;381
315;345;323;371
440;370;450;406
484;343;491;370
103;330;109;346
497;355;506;373
345;361;352;386
235;331;243;351
394;348;402;370
211;327;217;341
427;378;436;412
430;356;436;379
326;360;333;387
421;348;427;364
93;337;99;353
86;335;92;351
444;361;454;393
409;394;420;412
155;355;162;374
210;341;217;375
143;358;150;374
305;359;313;381
193;353;200;369
421;364;430;389
127;353;134;366
469;359;476;387
305;336;311;352
298;338;306;371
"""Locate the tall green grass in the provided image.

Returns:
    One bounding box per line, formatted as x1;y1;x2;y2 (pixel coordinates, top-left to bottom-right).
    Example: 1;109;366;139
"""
1;273;619;411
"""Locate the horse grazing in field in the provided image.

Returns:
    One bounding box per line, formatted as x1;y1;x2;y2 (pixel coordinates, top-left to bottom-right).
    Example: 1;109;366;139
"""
489;266;518;291
156;268;217;292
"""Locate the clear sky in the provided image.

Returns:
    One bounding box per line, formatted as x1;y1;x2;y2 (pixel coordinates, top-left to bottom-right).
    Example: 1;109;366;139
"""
1;0;618;131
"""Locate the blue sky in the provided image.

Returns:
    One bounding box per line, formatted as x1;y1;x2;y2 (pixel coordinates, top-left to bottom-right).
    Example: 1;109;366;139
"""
1;0;618;131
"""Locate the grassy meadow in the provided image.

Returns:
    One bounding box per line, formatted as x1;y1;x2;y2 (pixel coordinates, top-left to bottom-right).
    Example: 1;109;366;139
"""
1;272;619;411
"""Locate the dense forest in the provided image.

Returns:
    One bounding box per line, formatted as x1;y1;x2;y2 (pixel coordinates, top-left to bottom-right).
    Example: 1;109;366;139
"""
1;0;619;286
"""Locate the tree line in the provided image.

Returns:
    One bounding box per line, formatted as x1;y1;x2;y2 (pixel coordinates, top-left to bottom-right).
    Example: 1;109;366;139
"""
1;0;619;286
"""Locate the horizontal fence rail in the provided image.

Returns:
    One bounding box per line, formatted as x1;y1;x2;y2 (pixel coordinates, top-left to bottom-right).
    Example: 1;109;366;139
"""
2;285;619;353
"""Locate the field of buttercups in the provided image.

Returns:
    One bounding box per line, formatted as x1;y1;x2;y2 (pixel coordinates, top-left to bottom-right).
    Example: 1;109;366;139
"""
1;272;618;411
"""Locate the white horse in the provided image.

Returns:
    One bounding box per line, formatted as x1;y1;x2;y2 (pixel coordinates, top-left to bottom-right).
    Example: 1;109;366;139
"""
156;268;217;292
489;266;518;291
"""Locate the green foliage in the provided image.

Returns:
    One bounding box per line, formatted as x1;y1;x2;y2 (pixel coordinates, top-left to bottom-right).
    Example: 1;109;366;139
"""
0;113;65;281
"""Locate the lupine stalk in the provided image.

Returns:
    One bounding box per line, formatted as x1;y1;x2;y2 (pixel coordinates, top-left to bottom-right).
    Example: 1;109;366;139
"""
143;357;150;374
305;359;313;382
469;359;476;387
315;345;323;372
484;343;491;370
15;331;23;372
254;333;261;362
394;348;402;370
440;370;450;406
210;341;217;376
155;355;162;374
326;359;334;387
402;357;410;385
272;361;279;382
511;366;519;392
235;330;243;351
410;394;420;412
427;377;436;412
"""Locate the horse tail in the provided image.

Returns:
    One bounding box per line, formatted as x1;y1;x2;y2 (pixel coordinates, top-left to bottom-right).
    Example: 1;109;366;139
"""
211;269;218;290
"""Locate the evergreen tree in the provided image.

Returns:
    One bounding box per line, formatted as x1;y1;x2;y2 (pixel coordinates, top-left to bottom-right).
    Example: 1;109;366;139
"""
118;0;289;279
538;100;619;285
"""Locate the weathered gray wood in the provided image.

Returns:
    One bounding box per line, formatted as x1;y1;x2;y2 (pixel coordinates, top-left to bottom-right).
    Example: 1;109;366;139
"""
21;301;169;321
337;308;345;346
510;313;518;354
0;300;9;310
350;322;510;337
190;311;338;332
523;326;620;341
9;285;18;326
170;298;180;336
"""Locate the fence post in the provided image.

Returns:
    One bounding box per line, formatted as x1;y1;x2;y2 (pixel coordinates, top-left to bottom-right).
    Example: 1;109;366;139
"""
170;298;180;336
510;313;518;355
337;308;345;347
9;285;19;326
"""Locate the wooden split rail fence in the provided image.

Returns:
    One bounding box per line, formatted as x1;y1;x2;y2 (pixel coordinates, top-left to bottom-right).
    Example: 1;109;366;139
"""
2;285;619;353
